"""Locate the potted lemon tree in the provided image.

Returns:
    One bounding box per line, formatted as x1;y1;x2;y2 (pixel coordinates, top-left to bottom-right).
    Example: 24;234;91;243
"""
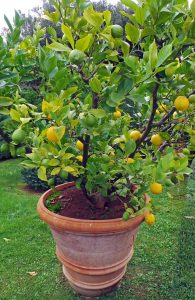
5;0;194;297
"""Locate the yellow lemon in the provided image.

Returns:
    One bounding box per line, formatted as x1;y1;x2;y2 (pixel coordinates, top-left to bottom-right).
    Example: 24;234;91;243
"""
76;155;83;162
151;134;163;146
150;182;163;194
114;111;121;119
46;126;58;143
174;96;189;111
159;104;167;112
156;109;160;115
130;130;141;141
76;140;84;151
127;158;135;164
145;213;155;225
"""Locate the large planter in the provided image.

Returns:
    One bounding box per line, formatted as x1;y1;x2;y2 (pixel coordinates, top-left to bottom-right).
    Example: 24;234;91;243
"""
37;182;149;297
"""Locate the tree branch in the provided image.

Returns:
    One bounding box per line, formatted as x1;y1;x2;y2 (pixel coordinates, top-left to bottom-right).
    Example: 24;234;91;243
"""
82;135;90;168
153;107;176;127
187;90;195;97
130;83;159;157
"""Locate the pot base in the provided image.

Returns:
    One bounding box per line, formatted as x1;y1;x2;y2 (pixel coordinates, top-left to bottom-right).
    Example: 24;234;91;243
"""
63;265;124;297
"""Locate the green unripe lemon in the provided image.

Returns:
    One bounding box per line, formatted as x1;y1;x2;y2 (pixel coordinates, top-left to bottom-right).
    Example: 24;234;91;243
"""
85;114;97;127
165;64;178;77
123;211;130;221
189;94;195;104
12;128;26;144
182;148;190;155
111;25;123;38
48;178;55;187
59;170;68;179
69;49;85;65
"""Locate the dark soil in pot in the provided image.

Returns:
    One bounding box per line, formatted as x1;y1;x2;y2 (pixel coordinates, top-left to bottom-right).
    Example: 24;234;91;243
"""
46;186;131;220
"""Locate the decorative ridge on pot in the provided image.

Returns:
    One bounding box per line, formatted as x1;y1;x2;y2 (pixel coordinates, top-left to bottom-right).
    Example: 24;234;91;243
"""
37;182;150;234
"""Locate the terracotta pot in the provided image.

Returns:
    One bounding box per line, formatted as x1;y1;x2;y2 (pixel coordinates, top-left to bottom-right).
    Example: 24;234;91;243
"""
37;182;149;297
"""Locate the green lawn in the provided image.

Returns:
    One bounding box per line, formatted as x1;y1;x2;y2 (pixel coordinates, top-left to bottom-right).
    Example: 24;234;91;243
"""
0;159;194;300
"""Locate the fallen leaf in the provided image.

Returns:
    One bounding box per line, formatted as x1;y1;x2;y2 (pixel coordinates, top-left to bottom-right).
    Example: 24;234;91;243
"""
3;238;10;242
27;272;38;277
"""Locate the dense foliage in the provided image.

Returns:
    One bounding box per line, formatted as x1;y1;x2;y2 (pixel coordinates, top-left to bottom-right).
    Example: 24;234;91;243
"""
0;0;194;220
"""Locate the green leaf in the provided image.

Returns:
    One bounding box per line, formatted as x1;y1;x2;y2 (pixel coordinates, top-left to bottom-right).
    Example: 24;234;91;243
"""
75;35;91;52
20;118;32;125
157;44;172;67
47;27;57;40
103;11;111;26
64;166;75;173
135;6;145;26
124;56;138;72
84;94;92;107
84;7;103;28
90;109;106;118
0;97;13;107
125;23;139;44
121;0;138;12
43;11;60;23
51;167;61;175
61;24;74;49
10;109;20;122
0;108;9;115
4;14;13;32
48;158;60;167
121;41;130;57
38;166;47;182
47;42;71;52
62;153;75;160
89;77;102;93
191;0;195;18
125;140;136;155
55;126;66;141
149;40;158;70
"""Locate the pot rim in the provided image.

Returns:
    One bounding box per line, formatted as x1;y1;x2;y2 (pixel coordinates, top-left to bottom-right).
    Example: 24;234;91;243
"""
37;182;150;233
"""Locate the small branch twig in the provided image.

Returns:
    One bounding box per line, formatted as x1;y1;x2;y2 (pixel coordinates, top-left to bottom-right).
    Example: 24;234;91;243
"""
153;107;176;127
187;90;195;97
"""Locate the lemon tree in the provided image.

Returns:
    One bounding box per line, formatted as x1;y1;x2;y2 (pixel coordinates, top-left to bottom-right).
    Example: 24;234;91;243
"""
1;0;194;222
0;12;45;158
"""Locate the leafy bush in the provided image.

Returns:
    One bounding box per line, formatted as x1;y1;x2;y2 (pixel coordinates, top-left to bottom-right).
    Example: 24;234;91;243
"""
21;167;73;191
